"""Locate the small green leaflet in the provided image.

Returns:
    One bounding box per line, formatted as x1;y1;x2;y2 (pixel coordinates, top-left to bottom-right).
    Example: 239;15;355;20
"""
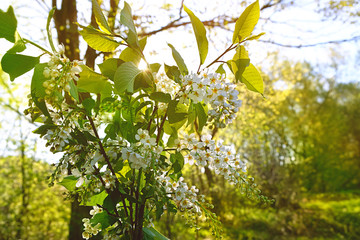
1;53;39;81
195;103;207;132
170;152;184;174
81;97;96;116
68;79;79;102
114;61;142;93
133;70;154;91
183;5;208;65
167;43;188;75
90;211;117;230
120;2;140;49
91;0;112;34
58;176;78;191
241;63;264;95
245;32;265;41
78;25;120;52
143;227;169;240
150;92;171;103
232;0;260;43
216;64;226;75
120;37;147;65
149;63;161;73
167;100;188;124
33;124;56;136
30;63;50;117
78;65;113;96
7;31;26;54
98;58;125;80
164;64;181;84
46;7;56;52
81;190;108;206
0;6;17;43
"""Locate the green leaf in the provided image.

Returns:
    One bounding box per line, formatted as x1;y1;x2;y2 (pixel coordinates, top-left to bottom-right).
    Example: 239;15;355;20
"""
46;7;56;52
98;58;125;80
170;152;184;174
241;63;263;95
114;61;141;93
164;64;181;84
167;100;188;124
119;37;147;65
167;43;188;75
150;92;171;103
232;0;260;43
78;65;113;96
92;0;112;34
7;31;26;54
215;64;226;75
183;5;208;65
0;6;17;42
1;53;39;81
82;97;96;116
90;211;117;230
82;190;108;206
120;2;139;48
31;63;50;117
68;79;79;102
58;176;78;191
231;45;250;82
149;63;161;73
143;227;169;240
79;25;120;52
245;32;265;41
71;129;89;146
195;103;207;132
133;70;154;91
33;124;56;136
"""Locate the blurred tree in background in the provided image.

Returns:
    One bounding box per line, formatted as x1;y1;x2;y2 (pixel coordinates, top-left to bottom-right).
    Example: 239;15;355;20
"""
0;155;70;239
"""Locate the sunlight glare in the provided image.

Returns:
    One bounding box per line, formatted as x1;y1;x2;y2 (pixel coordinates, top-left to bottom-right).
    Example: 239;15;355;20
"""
138;59;148;70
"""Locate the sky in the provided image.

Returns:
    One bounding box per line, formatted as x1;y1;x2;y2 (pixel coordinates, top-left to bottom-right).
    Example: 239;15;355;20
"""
0;0;359;162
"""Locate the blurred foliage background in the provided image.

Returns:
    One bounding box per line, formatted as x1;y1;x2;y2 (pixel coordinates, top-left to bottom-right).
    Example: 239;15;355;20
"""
1;0;360;239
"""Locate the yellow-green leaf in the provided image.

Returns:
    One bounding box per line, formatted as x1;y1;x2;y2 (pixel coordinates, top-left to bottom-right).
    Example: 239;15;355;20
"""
168;43;188;75
120;37;147;65
244;32;265;41
78;65;113;96
183;5;208;65
7;31;26;54
92;0;112;34
232;0;260;43
120;2;139;48
231;45;250;82
79;25;119;52
241;63;263;95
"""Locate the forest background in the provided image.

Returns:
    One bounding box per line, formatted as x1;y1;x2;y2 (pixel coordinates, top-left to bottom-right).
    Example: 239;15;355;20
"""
0;0;359;239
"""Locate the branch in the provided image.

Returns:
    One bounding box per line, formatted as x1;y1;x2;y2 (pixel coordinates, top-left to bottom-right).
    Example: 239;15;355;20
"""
259;35;360;48
139;16;237;37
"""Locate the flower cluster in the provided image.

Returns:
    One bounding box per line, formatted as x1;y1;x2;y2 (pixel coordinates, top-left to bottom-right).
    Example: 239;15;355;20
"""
179;72;242;127
178;133;247;184
157;175;203;214
154;73;180;98
82;217;102;239
121;129;163;170
42;45;82;104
